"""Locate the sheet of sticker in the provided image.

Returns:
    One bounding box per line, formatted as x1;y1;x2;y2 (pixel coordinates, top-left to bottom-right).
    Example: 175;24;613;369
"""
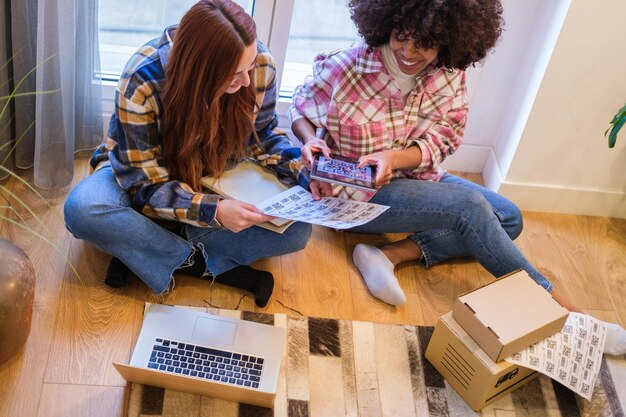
506;312;608;400
257;186;389;229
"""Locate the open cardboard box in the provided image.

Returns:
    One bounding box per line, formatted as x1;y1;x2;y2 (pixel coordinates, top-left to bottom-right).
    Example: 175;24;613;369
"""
425;312;539;410
452;270;568;362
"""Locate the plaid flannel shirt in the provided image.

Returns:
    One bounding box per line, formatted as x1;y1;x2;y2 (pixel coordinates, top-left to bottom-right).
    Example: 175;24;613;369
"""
90;26;307;227
288;44;468;201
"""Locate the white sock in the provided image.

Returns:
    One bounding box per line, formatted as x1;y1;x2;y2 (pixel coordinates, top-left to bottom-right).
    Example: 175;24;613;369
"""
601;321;626;356
352;244;406;305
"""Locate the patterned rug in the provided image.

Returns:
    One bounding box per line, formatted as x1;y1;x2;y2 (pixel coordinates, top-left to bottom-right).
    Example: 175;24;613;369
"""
126;309;626;417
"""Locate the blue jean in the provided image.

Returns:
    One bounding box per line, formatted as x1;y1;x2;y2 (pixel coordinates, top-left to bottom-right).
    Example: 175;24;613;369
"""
64;165;312;294
349;174;553;291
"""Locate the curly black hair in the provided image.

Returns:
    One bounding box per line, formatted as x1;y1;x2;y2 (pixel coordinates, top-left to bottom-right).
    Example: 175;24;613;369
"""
348;0;504;70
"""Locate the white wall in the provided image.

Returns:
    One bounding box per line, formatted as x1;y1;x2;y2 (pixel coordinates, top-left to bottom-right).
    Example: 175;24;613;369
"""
499;0;626;218
443;0;571;181
442;0;625;218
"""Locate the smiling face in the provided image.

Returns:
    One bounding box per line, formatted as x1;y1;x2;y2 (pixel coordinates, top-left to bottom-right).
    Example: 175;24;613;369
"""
388;29;438;75
225;41;258;94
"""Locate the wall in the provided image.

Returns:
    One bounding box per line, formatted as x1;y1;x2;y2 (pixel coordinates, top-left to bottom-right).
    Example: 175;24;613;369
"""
442;0;625;218
442;0;571;180
498;0;626;218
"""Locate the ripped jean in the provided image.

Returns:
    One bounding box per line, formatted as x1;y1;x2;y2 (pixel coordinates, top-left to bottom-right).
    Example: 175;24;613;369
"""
63;165;312;294
348;174;553;292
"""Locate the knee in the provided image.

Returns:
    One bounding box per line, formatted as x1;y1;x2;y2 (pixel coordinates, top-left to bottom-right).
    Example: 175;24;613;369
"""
503;204;523;240
461;188;493;215
64;186;95;236
456;189;506;230
283;222;312;252
463;190;524;240
494;198;523;240
63;180;131;238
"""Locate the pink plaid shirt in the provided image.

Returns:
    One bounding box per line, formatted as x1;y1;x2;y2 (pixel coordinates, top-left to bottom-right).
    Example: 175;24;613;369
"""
288;44;468;201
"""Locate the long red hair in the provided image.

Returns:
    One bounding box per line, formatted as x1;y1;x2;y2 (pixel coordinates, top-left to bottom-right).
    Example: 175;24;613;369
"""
162;0;257;191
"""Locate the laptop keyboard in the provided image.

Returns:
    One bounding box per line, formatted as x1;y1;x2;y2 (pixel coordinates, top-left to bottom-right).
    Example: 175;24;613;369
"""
147;338;264;389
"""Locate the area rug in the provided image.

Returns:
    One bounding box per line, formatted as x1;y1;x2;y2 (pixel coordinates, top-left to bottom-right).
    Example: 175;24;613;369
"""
126;308;626;417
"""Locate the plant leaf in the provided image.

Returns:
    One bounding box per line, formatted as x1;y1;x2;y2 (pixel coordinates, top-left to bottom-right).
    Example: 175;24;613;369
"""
0;52;80;283
0;88;61;102
0;113;16;141
0;202;29;226
608;115;626;148
1;120;35;166
0;165;53;209
0;54;57;123
0;214;81;282
0;182;51;235
605;103;626;148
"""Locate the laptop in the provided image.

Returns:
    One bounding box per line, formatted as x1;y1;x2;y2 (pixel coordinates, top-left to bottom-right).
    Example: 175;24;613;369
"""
113;303;286;408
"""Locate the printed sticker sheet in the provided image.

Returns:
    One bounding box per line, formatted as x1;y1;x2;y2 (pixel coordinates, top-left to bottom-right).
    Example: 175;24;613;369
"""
506;312;608;400
257;186;389;229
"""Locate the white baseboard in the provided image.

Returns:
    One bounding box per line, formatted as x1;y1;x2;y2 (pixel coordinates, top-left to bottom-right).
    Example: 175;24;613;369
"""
499;181;626;219
440;144;491;173
482;149;504;192
445;145;625;219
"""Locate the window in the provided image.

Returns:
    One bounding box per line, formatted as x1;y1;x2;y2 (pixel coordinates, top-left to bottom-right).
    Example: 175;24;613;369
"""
278;0;360;97
98;0;254;80
98;0;360;99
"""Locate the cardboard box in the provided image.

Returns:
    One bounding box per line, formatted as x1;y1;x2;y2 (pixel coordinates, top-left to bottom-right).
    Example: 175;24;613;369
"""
452;270;568;362
425;312;539;411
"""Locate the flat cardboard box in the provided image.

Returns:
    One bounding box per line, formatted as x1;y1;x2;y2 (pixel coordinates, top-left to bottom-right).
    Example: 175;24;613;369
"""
425;312;539;411
452;270;568;362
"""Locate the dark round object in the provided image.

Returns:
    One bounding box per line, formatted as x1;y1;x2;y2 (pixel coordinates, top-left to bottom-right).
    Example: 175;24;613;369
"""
0;237;36;365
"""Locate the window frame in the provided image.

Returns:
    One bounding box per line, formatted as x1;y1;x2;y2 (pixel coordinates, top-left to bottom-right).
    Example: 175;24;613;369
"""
101;0;295;115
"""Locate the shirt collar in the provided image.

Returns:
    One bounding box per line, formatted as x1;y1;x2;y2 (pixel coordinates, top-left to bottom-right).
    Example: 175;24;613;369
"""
157;25;177;69
354;45;385;74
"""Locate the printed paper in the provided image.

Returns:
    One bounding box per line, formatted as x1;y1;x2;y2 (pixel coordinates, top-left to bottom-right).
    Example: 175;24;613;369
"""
257;186;389;229
506;312;608;400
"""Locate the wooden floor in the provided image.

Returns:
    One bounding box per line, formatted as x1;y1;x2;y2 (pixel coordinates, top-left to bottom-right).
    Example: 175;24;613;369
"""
1;158;625;417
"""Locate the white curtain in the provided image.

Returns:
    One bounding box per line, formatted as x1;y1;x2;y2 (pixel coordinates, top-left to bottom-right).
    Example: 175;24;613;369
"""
0;0;102;188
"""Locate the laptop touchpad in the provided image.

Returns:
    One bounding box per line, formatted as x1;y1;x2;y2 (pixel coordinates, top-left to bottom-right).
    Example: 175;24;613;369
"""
192;317;237;346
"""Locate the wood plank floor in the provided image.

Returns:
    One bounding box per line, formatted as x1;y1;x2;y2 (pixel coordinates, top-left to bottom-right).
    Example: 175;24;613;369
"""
1;158;625;417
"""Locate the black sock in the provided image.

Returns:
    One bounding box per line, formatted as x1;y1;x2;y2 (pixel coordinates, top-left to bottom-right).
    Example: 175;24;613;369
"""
214;266;274;308
177;248;209;277
177;250;274;307
105;257;130;288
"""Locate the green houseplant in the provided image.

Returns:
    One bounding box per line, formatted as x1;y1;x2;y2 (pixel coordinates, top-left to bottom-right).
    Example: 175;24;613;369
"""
1;55;67;256
0;55;77;365
605;103;626;148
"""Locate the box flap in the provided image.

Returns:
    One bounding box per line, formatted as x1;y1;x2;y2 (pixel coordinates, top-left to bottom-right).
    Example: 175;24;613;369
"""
440;313;510;372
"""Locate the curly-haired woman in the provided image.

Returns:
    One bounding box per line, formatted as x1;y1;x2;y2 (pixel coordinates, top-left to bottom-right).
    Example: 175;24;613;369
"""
289;0;626;355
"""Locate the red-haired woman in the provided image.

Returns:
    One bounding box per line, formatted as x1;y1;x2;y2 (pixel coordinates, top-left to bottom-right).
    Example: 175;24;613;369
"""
64;0;312;307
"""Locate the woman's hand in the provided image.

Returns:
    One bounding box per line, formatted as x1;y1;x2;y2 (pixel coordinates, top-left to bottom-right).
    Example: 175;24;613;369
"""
309;179;334;200
215;199;276;233
358;150;396;187
300;138;331;168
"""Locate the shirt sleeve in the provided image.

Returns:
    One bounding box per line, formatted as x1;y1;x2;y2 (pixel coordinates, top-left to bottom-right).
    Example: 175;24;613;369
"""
253;49;310;189
287;52;337;129
407;70;469;176
109;74;221;228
